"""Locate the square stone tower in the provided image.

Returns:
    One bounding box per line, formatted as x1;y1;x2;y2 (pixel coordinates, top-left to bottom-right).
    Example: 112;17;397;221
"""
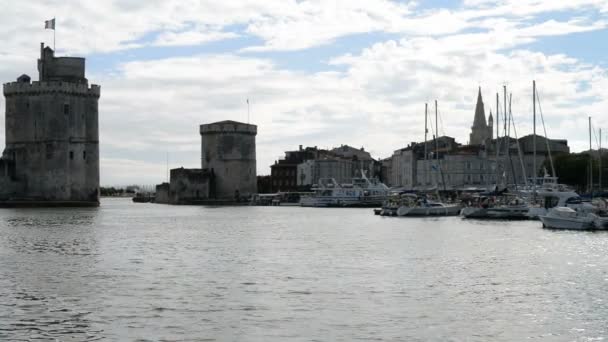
200;120;257;199
0;43;100;206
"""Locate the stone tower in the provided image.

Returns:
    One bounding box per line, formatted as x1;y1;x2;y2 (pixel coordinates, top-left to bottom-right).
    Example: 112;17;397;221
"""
0;43;100;206
200;120;257;199
469;87;493;145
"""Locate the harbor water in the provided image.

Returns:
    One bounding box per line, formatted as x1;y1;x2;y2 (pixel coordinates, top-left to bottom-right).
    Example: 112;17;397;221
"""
1;198;607;341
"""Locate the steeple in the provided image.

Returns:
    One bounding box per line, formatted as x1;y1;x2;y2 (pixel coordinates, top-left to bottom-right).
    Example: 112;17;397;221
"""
473;86;487;128
469;87;492;145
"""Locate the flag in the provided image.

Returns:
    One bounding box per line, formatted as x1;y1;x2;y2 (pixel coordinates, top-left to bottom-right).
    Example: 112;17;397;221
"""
45;18;55;30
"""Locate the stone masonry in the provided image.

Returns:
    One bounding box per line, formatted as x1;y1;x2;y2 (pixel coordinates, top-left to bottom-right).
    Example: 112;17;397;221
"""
0;43;100;206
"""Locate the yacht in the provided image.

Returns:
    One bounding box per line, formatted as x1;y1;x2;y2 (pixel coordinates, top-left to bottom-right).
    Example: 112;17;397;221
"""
300;174;389;207
461;194;530;219
526;189;594;219
539;207;598;230
389;193;461;217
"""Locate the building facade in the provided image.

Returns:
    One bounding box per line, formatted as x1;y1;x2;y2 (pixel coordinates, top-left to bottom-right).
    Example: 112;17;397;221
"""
0;43;100;205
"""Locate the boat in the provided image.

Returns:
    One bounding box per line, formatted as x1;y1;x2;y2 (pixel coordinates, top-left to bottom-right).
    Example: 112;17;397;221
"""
526;188;594;219
539;207;597;230
461;193;530;219
300;173;389;207
392;193;461;216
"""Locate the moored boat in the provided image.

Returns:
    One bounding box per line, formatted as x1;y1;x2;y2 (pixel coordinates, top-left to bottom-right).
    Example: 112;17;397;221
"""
539;207;597;230
300;173;389;207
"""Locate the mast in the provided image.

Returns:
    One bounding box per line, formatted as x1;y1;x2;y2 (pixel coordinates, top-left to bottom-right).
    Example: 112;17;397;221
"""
424;103;428;188
589;116;593;197
533;80;537;200
435;100;439;188
600;128;603;193
503;85;508;185
496;93;500;189
507;93;518;190
435;100;447;192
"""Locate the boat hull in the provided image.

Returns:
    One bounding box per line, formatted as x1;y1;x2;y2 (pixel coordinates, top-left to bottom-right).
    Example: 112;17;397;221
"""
300;196;386;208
539;215;595;230
397;205;462;217
461;206;530;220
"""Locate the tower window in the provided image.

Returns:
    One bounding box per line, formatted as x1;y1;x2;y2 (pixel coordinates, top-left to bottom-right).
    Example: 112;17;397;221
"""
69;151;74;160
83;151;87;160
64;104;70;115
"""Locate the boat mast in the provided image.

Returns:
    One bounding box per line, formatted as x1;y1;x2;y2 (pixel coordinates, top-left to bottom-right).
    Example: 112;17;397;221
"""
436;100;447;192
424;103;428;188
589;116;593;197
507;93;518;191
496;93;500;189
533;80;537;201
503;85;509;185
435;100;439;189
600;128;603;193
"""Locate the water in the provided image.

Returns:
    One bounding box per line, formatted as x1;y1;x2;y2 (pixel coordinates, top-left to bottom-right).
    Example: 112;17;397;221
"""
1;198;608;341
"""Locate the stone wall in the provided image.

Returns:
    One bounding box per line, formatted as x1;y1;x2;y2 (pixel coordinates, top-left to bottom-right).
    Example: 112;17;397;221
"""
169;168;212;204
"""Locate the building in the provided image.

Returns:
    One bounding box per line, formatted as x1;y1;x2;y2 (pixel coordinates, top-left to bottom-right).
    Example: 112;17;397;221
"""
0;43;100;206
200;120;257;199
286;144;380;189
469;87;493;146
271;146;328;192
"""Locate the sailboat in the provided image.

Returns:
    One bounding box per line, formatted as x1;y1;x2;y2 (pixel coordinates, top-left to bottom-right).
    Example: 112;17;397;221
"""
394;101;462;217
461;86;530;219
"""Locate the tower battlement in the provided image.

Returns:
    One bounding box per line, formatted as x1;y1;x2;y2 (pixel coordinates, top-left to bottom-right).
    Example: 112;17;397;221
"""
200;120;257;135
3;81;100;98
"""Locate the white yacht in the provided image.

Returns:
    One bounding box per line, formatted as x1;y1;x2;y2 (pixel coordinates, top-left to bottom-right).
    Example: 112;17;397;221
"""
391;193;461;217
300;174;389;207
526;190;594;219
539;207;598;230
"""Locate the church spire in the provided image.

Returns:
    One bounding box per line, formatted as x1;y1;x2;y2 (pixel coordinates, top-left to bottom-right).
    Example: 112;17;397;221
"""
469;87;491;145
473;86;487;128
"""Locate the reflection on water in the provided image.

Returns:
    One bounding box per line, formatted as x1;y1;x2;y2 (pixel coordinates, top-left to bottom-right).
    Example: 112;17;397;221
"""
1;198;608;341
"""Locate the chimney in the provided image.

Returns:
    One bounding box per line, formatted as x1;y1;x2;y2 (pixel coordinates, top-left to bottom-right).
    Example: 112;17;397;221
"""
299;145;303;151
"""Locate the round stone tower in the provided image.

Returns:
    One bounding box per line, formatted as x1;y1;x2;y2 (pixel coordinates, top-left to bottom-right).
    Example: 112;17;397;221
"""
200;120;257;199
0;43;100;205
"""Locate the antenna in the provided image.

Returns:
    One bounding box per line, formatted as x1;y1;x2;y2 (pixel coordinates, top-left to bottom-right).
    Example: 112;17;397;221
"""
247;98;250;124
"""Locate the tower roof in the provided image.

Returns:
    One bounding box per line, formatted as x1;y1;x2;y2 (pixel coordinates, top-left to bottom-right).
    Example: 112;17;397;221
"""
472;87;487;128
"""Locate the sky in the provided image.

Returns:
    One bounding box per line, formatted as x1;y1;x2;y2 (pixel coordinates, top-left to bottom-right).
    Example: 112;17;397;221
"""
0;0;607;186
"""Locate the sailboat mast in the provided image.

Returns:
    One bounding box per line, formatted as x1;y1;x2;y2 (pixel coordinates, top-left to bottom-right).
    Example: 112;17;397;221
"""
503;85;508;184
496;93;500;188
533;80;537;199
600;128;603;193
424;103;428;188
435;100;439;188
589;116;593;196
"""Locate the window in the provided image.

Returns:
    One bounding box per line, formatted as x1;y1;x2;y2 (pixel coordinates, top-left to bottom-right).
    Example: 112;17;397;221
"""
83;151;87;160
69;151;74;160
64;104;70;115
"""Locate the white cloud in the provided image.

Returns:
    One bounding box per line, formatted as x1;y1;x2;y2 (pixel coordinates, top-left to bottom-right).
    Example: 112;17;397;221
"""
0;0;607;185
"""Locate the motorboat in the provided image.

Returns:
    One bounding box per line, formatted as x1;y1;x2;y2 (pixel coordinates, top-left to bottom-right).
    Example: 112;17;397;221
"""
300;173;389;207
526;190;594;219
461;194;530;219
394;194;461;217
539;207;597;230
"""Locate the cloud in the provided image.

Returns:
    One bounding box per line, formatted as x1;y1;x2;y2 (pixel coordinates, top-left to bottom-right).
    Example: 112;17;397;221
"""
0;1;607;185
